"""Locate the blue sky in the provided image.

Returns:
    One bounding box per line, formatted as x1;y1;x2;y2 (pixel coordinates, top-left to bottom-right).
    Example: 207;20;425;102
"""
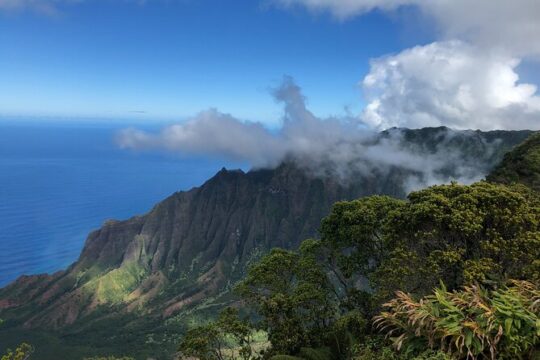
1;0;539;131
0;0;432;124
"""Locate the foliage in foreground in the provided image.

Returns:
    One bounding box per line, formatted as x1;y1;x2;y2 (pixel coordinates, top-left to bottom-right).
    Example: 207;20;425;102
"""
353;336;451;360
0;343;34;360
235;240;346;356
322;181;540;302
0;318;33;360
374;280;540;359
177;307;265;360
83;357;135;360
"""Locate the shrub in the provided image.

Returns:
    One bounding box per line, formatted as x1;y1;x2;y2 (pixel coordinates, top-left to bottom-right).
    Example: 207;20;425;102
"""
1;343;34;360
374;280;540;359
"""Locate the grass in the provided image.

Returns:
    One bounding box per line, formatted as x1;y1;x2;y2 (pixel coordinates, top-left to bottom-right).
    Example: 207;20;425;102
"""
83;261;148;304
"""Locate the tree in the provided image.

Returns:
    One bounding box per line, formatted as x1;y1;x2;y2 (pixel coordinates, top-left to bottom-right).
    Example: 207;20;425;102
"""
320;182;540;304
178;307;259;360
1;343;34;360
183;176;540;360
319;195;405;315
0;319;33;360
83;357;134;360
236;241;337;355
375;182;540;299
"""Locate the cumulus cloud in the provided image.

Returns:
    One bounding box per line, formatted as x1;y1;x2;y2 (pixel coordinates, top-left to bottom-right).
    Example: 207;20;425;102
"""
275;0;540;58
362;41;540;130
118;77;508;191
275;0;540;130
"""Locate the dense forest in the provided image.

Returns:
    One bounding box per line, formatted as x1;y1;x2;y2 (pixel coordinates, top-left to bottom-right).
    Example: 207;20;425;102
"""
3;133;540;360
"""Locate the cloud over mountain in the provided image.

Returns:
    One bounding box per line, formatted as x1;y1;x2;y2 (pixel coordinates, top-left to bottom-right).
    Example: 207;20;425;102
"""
118;77;516;191
118;77;368;169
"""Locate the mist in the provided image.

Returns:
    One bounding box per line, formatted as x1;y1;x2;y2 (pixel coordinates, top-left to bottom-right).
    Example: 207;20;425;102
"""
117;77;509;192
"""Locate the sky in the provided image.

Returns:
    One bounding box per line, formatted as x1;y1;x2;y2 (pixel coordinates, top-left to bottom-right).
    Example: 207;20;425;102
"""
0;0;540;131
0;0;416;125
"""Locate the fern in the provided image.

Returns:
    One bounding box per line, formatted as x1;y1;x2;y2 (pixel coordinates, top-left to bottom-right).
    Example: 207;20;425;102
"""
374;280;540;359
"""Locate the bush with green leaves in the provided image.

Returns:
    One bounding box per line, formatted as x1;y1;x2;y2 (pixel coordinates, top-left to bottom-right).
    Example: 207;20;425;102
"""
177;307;261;360
352;336;451;360
0;320;34;360
374;280;540;359
83;357;134;360
235;240;340;356
320;182;540;304
1;343;34;360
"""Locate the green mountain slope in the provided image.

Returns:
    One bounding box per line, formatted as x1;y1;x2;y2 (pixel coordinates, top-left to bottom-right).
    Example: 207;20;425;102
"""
487;131;540;190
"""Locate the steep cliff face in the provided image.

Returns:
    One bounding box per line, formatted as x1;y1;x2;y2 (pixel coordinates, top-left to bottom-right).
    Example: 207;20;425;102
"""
0;163;401;328
0;128;533;349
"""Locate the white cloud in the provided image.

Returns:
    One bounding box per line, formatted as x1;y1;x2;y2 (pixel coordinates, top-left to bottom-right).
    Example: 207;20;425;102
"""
275;0;540;58
118;77;368;169
276;0;540;130
361;41;540;130
118;77;509;191
118;109;287;166
421;0;540;59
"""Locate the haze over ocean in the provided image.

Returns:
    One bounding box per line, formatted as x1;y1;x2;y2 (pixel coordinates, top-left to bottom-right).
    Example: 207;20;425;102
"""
0;120;243;286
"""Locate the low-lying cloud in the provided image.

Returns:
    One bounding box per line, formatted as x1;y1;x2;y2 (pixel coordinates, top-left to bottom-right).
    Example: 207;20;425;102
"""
118;77;367;169
118;77;510;192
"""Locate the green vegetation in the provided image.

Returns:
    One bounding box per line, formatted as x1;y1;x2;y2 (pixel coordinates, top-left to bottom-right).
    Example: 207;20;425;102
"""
321;182;540;302
0;317;33;360
235;242;338;356
84;261;149;304
178;307;267;360
83;357;135;360
181;181;540;359
374;280;539;359
1;343;33;360
488;131;540;191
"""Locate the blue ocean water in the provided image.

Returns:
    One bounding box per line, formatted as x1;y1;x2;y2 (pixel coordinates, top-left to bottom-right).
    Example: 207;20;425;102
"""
0;120;243;286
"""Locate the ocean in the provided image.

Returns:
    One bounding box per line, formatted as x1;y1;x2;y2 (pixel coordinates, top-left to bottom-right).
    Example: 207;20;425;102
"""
0;120;243;286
